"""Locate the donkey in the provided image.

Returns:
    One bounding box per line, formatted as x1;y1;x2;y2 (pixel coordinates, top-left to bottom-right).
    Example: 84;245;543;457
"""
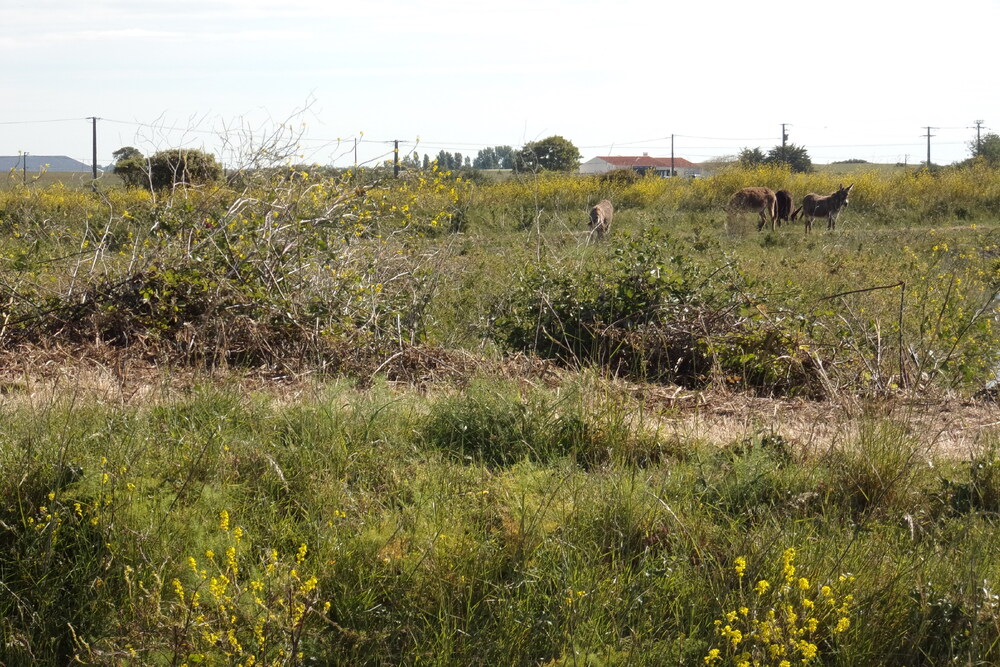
791;184;854;232
726;186;777;232
775;189;793;227
588;199;614;240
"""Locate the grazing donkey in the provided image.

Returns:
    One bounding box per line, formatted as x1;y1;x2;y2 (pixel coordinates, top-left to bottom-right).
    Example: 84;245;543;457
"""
775;189;794;227
588;199;614;240
791;184;854;232
727;186;777;232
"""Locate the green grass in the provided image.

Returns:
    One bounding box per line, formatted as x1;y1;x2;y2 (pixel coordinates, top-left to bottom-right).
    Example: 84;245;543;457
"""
3;165;1000;664
2;379;1000;665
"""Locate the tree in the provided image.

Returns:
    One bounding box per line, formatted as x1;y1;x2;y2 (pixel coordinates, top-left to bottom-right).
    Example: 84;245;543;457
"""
969;132;1000;165
766;143;813;173
436;150;457;170
147;149;222;190
495;146;514;170
474;145;515;170
473;147;499;169
112;146;148;188
737;147;766;168
514;136;581;172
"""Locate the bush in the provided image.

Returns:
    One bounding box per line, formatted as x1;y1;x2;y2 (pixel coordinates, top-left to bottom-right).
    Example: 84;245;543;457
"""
495;229;821;394
147;149;222;190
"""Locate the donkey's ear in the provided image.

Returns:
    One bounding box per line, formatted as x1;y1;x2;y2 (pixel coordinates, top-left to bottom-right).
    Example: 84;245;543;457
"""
847;183;854;191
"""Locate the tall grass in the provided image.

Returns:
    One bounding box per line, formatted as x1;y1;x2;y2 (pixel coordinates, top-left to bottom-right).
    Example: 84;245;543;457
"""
3;378;1000;664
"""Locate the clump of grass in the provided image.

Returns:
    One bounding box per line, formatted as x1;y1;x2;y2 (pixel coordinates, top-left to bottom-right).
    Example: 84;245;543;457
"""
825;419;931;516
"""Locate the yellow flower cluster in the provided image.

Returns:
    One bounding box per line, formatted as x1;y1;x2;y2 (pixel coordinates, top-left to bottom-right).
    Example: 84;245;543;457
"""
705;548;854;666
166;510;329;665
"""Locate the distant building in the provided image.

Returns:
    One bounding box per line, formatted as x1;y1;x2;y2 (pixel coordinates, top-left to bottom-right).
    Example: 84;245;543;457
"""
579;154;702;178
0;155;98;172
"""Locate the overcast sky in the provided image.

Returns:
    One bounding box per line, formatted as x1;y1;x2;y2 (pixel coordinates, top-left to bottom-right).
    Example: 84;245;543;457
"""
3;0;998;168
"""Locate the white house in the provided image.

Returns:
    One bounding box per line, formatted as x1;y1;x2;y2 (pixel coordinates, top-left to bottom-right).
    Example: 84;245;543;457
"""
579;154;702;178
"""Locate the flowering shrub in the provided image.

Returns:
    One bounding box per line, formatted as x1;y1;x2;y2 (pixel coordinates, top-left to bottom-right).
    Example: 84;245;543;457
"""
706;548;855;666
165;511;328;666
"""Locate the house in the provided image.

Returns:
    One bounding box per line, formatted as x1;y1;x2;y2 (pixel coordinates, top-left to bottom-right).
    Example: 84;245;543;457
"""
0;155;98;173
579;154;702;178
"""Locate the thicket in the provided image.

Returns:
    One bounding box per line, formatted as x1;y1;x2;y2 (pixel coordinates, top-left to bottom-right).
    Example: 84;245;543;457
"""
1;163;999;394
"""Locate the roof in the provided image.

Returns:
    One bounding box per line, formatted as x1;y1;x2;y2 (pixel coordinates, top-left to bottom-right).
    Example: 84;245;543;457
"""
596;155;700;169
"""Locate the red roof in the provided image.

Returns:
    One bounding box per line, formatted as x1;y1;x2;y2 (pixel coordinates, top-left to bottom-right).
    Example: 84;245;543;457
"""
598;155;699;169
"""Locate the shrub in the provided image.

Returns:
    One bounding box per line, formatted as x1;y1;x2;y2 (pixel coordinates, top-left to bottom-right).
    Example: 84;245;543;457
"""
147;148;222;190
495;229;821;394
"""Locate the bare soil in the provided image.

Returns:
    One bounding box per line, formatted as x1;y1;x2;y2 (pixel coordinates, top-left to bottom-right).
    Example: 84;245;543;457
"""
1;344;996;460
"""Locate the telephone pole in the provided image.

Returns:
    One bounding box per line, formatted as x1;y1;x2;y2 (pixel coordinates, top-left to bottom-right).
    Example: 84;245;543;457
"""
924;126;936;168
974;119;985;155
781;123;789;149
89;116;99;191
670;134;675;177
393;140;400;178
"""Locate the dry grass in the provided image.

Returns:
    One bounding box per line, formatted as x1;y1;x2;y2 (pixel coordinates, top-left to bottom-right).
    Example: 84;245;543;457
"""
2;344;995;461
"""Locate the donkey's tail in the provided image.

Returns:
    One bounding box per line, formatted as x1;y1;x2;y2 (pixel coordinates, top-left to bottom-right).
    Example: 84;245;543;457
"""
790;206;802;221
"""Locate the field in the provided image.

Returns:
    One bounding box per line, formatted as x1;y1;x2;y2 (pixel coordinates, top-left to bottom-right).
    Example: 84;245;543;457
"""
3;163;1000;665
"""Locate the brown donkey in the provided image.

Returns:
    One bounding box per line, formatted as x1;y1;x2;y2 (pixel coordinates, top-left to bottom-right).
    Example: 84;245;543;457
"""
588;199;614;240
775;189;793;227
727;187;777;232
791;184;854;232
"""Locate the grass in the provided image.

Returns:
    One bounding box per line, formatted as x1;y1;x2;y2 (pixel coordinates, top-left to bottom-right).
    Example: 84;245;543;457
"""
2;163;1000;664
2;376;1000;665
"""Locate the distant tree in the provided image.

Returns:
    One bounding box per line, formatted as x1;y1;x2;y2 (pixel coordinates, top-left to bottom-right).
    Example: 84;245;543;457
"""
737;147;767;168
422;154;430;169
112;146;147;188
474;147;498;169
474;145;515;170
514;136;581;172
766;143;813;173
436;150;457;170
401;152;420;168
113;146;142;162
969;132;1000;165
464;156;471;169
146;149;222;190
454;152;463;169
495;146;514;170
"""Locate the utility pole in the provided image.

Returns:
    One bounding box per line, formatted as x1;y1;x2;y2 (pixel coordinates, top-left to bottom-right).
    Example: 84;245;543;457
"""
22;152;27;185
393;140;400;178
89;116;98;191
974;119;985;155
670;134;675;177
924;126;935;168
781;123;789;149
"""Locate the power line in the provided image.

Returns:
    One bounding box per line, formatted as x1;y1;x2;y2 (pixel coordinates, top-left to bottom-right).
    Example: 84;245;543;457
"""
0;117;89;125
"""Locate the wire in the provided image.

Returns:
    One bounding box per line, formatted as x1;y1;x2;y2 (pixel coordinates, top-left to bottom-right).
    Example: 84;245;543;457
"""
0;117;90;125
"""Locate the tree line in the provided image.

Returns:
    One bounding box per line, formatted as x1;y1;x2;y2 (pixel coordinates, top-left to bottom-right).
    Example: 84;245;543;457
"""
111;131;1000;190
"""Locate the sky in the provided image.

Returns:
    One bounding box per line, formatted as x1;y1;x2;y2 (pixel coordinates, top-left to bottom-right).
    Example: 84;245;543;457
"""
3;0;999;169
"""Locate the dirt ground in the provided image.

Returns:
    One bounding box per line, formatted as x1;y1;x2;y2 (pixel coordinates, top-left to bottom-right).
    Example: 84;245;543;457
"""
1;345;997;460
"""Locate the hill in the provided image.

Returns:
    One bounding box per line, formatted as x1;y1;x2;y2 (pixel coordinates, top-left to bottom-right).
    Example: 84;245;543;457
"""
0;155;99;173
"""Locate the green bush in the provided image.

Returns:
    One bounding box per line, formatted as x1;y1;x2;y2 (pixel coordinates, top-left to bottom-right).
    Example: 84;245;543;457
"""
495;229;820;394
